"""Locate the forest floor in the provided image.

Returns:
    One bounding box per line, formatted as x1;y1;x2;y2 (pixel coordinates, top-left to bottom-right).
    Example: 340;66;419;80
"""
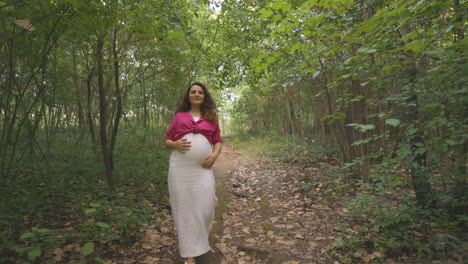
107;145;349;264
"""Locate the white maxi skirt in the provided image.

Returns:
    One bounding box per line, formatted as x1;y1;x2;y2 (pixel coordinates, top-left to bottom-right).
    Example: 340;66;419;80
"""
168;133;218;258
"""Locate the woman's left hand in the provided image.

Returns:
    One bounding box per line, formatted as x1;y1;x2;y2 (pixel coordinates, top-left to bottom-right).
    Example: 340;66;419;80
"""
202;153;218;168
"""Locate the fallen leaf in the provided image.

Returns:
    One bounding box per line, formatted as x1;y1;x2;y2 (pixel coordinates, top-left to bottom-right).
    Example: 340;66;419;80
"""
295;233;305;239
53;248;64;261
246;238;256;243
370;251;385;259
215;243;226;250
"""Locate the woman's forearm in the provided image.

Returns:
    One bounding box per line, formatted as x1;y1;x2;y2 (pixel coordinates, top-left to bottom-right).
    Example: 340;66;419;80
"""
212;143;222;156
165;139;176;149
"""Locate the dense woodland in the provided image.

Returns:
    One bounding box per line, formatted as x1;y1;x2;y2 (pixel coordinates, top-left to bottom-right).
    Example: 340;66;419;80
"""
0;0;466;263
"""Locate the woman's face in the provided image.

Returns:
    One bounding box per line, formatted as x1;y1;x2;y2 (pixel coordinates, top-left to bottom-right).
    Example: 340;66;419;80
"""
189;85;205;106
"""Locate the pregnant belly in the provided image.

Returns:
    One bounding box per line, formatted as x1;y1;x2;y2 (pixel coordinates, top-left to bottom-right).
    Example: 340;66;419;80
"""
181;133;212;163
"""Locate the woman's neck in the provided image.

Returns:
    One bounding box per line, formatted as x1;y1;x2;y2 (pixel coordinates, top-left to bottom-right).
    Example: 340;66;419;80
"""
189;105;201;116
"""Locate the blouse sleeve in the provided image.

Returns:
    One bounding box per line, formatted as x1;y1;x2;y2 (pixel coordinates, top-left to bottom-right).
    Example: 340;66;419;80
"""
212;119;223;144
165;114;178;141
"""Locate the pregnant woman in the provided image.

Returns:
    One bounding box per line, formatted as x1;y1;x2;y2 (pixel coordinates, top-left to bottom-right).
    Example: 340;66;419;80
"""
165;82;223;264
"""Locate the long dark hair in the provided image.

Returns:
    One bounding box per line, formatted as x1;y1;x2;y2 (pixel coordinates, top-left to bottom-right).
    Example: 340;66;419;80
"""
176;82;218;121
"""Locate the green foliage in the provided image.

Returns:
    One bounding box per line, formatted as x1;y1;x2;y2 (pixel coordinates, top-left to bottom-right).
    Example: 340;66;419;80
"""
15;227;63;262
81;242;94;256
78;190;158;246
329;149;467;262
0;127;168;263
221;0;466;261
1;0;466;262
333;191;467;262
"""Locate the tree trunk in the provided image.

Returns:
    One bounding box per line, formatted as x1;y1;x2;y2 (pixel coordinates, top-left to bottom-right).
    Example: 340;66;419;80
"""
86;67;96;145
398;23;434;208
110;27;122;171
97;38;115;191
72;48;85;129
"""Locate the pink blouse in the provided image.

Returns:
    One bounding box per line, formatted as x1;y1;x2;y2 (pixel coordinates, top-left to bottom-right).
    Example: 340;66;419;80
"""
166;112;223;145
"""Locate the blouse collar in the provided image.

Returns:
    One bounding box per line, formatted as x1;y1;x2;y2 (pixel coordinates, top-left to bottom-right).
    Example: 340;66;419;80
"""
185;111;204;122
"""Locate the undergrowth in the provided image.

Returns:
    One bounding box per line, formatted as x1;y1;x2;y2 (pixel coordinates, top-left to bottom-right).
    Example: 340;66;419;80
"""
228;133;467;263
0;127;170;263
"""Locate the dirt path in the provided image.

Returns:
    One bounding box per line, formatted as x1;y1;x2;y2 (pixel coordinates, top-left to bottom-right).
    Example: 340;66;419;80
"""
204;146;344;264
108;145;345;263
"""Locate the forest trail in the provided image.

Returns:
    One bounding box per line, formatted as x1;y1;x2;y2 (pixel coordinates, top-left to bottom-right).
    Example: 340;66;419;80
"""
204;145;345;264
108;145;345;264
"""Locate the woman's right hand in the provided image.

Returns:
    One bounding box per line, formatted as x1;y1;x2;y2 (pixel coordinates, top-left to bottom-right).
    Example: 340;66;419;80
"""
174;138;191;153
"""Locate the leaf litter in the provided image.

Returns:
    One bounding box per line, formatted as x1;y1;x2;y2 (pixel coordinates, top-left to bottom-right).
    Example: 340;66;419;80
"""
105;147;349;264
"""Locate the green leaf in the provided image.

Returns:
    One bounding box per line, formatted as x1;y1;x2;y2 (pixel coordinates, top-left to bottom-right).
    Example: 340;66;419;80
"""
94;257;106;263
281;45;292;53
314;91;324;98
343;159;361;169
335;112;347;120
445;139;457;146
282;3;292;12
273;14;282;22
36;228;51;234
402;39;427;53
385;118;401;127
347;123;375;132
414;147;426;156
260;9;273;18
96;222;111;228
272;1;284;10
251;57;260;63
85;208;96;214
407;127;418;135
401;31;417;42
352;137;373;146
273;51;282;57
444;25;454;33
82;242;94;256
359;124;375;132
358;47;376;54
20;232;35;239
266;57;276;63
381;65;395;72
28;247;41;259
342;74;351;79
